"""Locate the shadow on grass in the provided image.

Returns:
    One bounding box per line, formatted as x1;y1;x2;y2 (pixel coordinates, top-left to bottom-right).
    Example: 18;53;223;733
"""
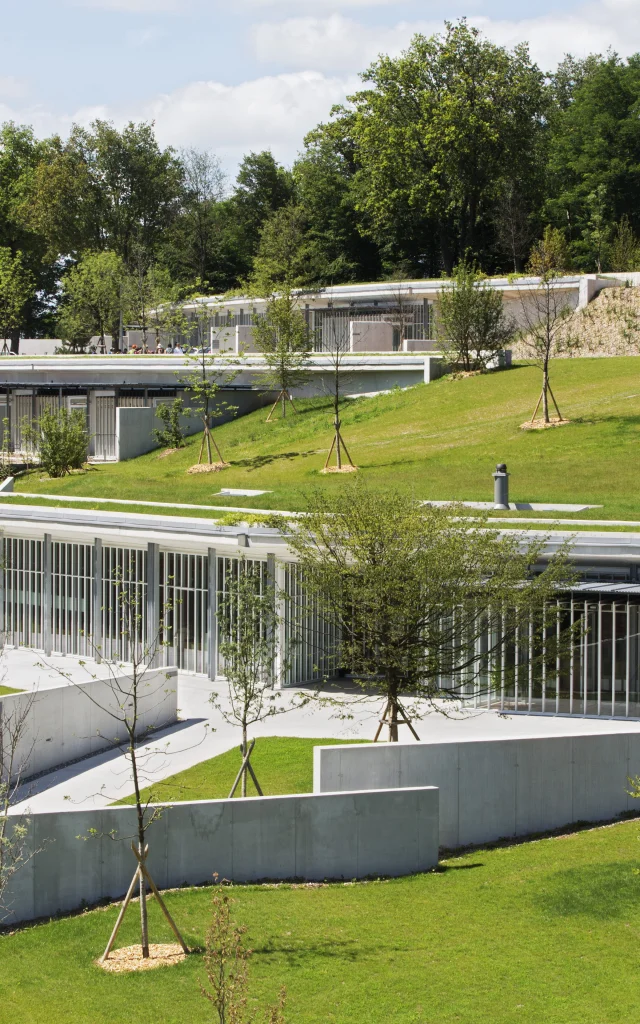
232;450;320;470
253;937;368;964
533;862;640;919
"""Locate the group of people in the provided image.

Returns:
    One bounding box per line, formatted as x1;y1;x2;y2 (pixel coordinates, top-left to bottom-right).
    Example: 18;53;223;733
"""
127;343;184;355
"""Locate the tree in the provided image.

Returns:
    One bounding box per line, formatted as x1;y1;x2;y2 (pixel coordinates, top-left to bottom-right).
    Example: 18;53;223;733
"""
328;20;547;275
517;226;577;423
201;880;286;1023
493;181;536;273
288;485;574;741
0;248;34;353
250;205;311;295
153;398;189;450
181;319;240;468
436;261;514;372
23;407;88;477
252;291;312;420
58;250;125;352
316;314;358;473
227;152;295;283
40;573;189;961
1;688;38;923
179;148;227;287
610;215;640;272
582;184;611;273
211;557;291;797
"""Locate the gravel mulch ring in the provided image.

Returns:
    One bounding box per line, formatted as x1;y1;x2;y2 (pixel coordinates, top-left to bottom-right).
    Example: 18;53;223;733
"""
97;943;187;973
187;462;229;474
320;465;358;474
519;418;570;431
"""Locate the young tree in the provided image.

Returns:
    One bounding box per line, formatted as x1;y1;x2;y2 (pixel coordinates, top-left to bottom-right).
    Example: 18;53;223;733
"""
201;880;286;1023
40;573;189;961
288;485;575;741
252;291;312;420
517;226;577;423
23;406;89;477
58;250;125;352
317;314;358;472
211;557;292;797
0;248;34;354
610;215;640;272
181;312;240;469
0;689;39;923
436;261;514;372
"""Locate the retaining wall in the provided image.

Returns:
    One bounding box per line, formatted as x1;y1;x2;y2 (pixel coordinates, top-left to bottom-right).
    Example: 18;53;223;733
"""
313;731;640;848
1;668;178;781
4;786;439;924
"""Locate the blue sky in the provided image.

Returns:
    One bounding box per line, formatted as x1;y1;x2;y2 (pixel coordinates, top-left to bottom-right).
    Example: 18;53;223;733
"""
1;0;638;174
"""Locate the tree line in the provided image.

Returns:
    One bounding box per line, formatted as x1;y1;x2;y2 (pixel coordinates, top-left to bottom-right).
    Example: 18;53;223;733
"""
3;19;640;348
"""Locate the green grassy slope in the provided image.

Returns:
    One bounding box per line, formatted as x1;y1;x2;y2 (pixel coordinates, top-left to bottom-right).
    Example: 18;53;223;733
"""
8;357;640;520
115;736;367;804
3;818;640;1023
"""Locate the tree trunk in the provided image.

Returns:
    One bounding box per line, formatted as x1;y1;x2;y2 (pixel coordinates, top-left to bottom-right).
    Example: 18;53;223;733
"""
282;393;286;418
9;328;19;355
139;845;150;958
542;368;550;423
242;725;248;798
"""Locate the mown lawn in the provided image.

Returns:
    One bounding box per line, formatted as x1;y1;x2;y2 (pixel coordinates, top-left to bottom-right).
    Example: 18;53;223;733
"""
3;818;640;1023
0;685;22;695
116;736;367;805
6;357;640;521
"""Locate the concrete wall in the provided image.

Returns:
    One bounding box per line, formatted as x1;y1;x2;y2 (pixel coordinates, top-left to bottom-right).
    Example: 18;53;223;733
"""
1;668;177;782
314;732;640;849
350;321;394;352
116;406;202;461
4;785;439;924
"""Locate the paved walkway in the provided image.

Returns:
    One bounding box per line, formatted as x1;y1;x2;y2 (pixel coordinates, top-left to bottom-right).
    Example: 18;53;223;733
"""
6;648;640;815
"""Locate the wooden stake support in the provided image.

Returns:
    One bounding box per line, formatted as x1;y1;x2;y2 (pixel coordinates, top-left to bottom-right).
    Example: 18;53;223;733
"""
228;739;264;798
373;698;421;742
99;842;189;964
324;417;356;470
266;390;297;422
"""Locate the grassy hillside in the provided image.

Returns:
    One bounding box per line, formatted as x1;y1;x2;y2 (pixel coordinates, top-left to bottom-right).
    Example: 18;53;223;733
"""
8;356;640;520
3;817;640;1023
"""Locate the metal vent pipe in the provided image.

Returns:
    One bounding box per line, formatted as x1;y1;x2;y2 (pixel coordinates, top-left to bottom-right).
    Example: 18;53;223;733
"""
492;463;510;510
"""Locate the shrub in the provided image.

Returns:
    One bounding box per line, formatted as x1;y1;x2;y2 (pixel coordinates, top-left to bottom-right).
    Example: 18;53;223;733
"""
153;397;188;449
25;407;88;478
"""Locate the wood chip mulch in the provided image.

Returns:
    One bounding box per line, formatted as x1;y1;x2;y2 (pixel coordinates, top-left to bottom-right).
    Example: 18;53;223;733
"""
187;462;229;474
97;943;187;973
519;418;571;431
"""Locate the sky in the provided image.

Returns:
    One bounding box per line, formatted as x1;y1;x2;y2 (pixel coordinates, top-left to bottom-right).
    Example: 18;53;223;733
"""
1;0;640;177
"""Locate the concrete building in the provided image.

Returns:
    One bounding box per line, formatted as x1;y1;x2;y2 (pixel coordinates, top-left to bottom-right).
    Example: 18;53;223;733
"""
1;502;640;721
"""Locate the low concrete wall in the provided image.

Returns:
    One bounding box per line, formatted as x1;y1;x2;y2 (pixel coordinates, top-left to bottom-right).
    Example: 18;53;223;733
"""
5;786;439;924
314;732;640;849
1;668;178;781
116;406;202;461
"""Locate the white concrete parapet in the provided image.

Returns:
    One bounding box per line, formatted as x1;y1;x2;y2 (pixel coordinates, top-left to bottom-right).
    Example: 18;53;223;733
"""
1;668;178;782
5;786;439;924
313;730;640;849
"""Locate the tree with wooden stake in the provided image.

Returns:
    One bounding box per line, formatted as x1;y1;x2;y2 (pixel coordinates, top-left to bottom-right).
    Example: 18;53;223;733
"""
181;309;240;471
288;484;576;741
211;556;294;797
252;289;312;421
318;315;358;473
37;572;195;963
517;226;578;427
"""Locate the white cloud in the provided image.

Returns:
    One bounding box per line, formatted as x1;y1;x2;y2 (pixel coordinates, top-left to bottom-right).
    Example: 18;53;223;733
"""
252;2;640;76
253;14;435;72
0;72;358;170
0;76;28;101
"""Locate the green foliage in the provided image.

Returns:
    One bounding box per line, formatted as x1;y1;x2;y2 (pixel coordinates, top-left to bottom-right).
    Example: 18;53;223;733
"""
0;248;34;346
57;250;124;351
436;261;514;371
181;342;240;464
251;291;312;412
289;485;575;731
153;398;189;450
24;407;88;478
610;216;640;272
249;205;310;294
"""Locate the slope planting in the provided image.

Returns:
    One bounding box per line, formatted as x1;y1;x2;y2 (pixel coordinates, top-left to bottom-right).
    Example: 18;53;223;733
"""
6;357;640;521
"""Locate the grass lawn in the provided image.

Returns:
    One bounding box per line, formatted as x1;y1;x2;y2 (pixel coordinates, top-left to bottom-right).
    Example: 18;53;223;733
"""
0;685;22;695
7;356;640;521
3;817;640;1023
115;736;367;804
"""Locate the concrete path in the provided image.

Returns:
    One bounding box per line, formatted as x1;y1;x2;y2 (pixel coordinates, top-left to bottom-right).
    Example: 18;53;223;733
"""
6;647;640;815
